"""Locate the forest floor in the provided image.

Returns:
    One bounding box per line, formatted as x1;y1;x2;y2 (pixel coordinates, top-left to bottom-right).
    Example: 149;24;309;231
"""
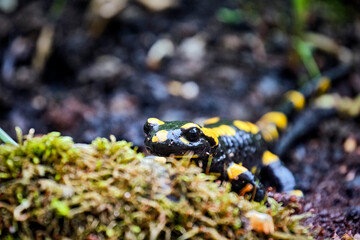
0;0;359;238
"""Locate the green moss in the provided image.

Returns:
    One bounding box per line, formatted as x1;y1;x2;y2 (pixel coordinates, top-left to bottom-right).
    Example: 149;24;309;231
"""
0;132;312;239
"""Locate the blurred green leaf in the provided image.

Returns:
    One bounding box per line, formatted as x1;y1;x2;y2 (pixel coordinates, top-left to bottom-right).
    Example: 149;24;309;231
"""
51;199;70;216
216;7;243;24
293;37;320;78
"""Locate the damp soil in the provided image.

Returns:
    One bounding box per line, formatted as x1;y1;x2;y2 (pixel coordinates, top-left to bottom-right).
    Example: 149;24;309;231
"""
0;0;360;238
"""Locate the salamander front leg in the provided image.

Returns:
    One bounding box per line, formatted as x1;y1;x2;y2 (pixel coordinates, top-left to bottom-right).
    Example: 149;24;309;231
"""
226;162;266;202
260;151;295;192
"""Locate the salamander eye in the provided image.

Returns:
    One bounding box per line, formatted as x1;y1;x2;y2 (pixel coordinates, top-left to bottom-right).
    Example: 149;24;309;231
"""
184;127;201;142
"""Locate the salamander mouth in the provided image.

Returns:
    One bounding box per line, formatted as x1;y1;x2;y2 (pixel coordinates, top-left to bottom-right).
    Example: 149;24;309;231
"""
144;143;189;158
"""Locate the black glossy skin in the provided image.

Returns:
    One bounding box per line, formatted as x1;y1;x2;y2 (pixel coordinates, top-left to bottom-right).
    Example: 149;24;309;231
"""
204;120;266;178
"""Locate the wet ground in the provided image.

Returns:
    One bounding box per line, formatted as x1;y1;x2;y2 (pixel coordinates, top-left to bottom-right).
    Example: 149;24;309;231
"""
0;0;359;238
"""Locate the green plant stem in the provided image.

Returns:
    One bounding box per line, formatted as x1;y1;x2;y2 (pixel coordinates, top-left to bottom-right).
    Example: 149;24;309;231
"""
0;128;18;146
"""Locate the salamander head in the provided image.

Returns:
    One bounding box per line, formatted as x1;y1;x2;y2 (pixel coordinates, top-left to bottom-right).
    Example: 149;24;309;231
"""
144;118;218;158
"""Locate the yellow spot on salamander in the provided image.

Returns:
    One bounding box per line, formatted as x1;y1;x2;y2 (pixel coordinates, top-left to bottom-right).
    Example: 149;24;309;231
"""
147;118;165;125
212;125;236;136
258;112;287;130
201;127;219;146
262;151;279;166
285;90;305;111
227;163;248;180
233;121;250;132
317;77;331;94
260;124;279;142
202;125;237;146
251;166;257;174
248;122;259;134
204;116;220;125
152;136;159;142
239;183;253;196
155;130;168;142
180;137;190;144
181;123;201;130
233;121;259;134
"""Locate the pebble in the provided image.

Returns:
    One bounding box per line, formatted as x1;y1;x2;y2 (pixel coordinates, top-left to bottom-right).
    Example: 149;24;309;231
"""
178;35;206;61
221;34;243;50
256;75;283;98
31;95;47;110
345;169;356;182
136;0;178;12
146;38;175;70
246;210;274;234
181;81;199;99
96;0;128;19
167;80;199;99
167;80;183;96
0;0;18;13
344;136;357;153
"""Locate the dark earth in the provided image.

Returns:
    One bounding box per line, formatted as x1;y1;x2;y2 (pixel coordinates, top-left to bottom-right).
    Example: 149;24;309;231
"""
0;0;360;238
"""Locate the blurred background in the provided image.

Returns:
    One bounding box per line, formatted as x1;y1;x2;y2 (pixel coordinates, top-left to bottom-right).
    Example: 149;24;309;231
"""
0;0;359;146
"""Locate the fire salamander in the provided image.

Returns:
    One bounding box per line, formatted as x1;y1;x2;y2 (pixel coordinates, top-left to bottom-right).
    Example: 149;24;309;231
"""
144;64;350;201
144;116;294;201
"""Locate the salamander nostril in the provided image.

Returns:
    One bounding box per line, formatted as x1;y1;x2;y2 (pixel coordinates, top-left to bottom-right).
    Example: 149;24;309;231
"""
144;123;151;134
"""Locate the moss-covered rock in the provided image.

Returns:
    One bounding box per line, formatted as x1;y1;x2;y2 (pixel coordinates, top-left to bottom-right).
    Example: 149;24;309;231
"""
0;132;312;239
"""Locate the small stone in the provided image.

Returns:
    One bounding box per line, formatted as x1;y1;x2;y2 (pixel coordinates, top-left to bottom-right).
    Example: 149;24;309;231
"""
246;210;274;234
345;170;356;182
146;38;175;70
178;35;206;61
167;80;183;96
344;136;357;153
339;165;347;174
182;81;199;99
0;0;17;13
31;95;47;110
136;0;178;12
92;0;128;19
222;34;243;50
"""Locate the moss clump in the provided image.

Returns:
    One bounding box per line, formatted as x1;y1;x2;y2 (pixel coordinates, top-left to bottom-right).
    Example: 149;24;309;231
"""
0;132;312;239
